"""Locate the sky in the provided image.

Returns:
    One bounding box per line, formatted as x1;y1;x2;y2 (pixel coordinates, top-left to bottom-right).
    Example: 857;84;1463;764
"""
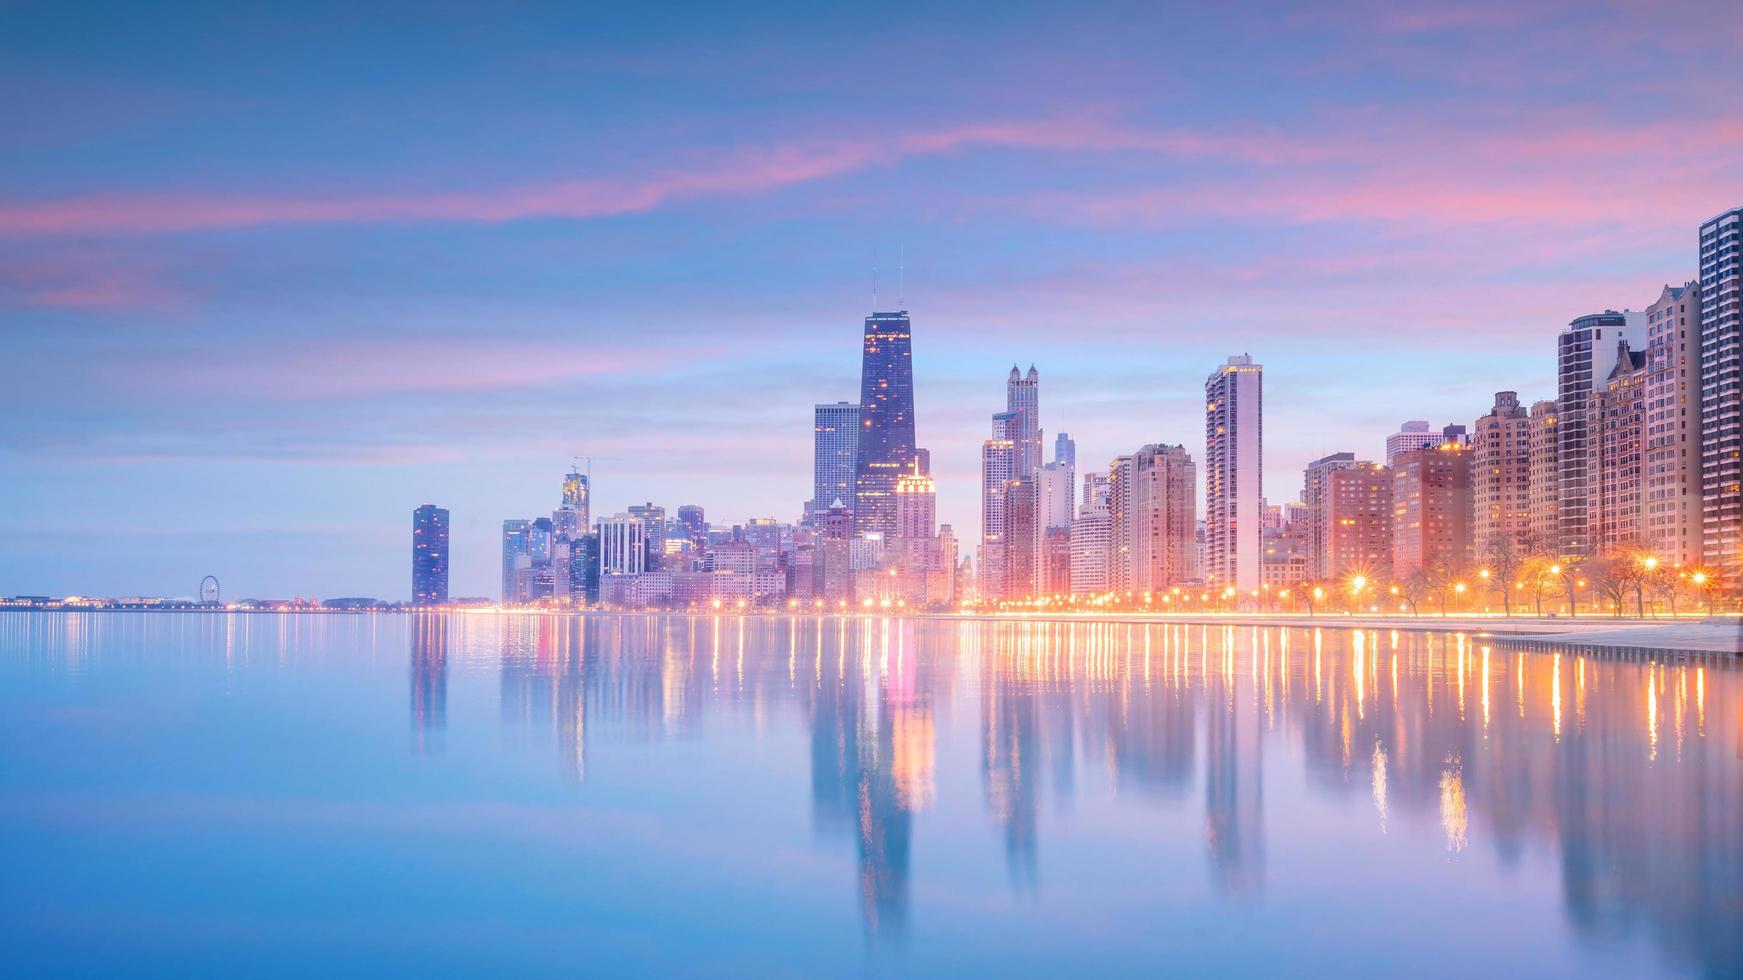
3;0;1742;600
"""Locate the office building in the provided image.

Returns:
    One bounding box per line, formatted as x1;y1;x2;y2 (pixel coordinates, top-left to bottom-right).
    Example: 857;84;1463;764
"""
1006;365;1041;478
501;519;532;603
411;504;449;606
1385;421;1436;465
1205;355;1263;590
813;402;860;514
853;311;918;536
598;514;648;576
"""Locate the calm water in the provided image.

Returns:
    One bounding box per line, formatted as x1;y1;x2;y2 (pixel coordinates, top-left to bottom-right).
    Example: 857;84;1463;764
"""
1;613;1738;978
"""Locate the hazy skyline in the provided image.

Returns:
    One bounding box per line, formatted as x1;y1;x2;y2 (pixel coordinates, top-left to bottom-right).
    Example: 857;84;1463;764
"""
5;1;1742;598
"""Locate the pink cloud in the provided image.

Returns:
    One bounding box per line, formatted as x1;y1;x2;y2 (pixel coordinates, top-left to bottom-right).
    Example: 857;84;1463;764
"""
0;248;194;310
0;117;1339;238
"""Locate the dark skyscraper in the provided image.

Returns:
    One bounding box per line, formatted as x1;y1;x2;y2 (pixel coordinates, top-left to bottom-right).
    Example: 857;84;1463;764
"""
411;504;449;605
853;310;917;536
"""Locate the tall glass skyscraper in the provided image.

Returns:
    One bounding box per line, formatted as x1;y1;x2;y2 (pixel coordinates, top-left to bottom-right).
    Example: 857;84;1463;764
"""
853;310;917;536
411;504;449;605
813;401;860;510
1699;206;1741;584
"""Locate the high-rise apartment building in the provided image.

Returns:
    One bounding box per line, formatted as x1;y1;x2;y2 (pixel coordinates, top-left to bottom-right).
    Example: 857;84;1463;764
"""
1591;341;1649;553
1528;400;1560;549
1302;452;1360;577
1005;365;1042;478
1643;282;1704;566
1037;461;1075;534
1557;309;1643;555
1205;355;1263;590
411;504;449;605
554;469;589;540
1472;391;1533;558
813;402;860;514
1392;444;1473;576
1323;464;1391;583
1699;206;1741;582
1124;444;1197;592
853;311;918;536
1069;496;1112;596
1385;421;1436;465
1001;477;1039;600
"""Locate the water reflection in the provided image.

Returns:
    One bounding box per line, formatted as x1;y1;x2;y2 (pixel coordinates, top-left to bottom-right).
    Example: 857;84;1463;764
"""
388;613;1743;971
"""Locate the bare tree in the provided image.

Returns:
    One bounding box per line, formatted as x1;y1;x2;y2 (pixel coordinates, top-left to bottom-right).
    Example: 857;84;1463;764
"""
1589;555;1630;617
1395;569;1430;617
1483;535;1525;617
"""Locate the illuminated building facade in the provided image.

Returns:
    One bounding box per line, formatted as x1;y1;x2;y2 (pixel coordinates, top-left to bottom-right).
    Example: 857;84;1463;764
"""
1557;309;1643;555
411;503;449;605
1205;355;1263;590
1323;464;1392;582
1642;282;1704;566
1590;340;1648;552
853;311;918;537
1392;443;1473;575
1302;451;1360;578
1006;365;1041;478
1699;206;1741;582
813;401;860;515
1528;400;1560;548
1471;391;1533;558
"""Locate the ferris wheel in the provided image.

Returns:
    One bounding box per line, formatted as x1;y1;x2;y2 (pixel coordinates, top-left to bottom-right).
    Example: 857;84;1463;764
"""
199;575;221;605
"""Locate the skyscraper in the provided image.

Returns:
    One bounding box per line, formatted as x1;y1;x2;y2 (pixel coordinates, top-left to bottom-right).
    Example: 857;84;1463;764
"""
1557;309;1642;556
1385;421;1436;465
598;514;648;576
980;427;1017;600
676;504;708;551
1471;392;1533;559
1699;206;1741;582
853;311;918;536
555;469;589;539
1206;355;1263;590
411;504;449;606
627;502;666;571
1054;432;1076;470
1006;365;1041;478
893;464;937;605
813;402;860;514
501;519;532;602
1643;282;1704;566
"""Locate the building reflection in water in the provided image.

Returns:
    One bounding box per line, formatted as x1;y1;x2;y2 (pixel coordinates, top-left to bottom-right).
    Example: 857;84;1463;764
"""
419;613;1740;973
407;613;448;754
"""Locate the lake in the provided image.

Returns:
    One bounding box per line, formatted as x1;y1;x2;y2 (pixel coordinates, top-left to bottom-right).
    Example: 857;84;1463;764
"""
1;612;1737;977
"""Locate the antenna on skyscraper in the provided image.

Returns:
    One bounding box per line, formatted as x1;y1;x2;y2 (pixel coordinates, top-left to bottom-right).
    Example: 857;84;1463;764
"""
898;244;904;309
871;248;879;311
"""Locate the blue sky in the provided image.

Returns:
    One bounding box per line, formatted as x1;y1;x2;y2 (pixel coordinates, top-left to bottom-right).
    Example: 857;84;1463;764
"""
3;0;1741;598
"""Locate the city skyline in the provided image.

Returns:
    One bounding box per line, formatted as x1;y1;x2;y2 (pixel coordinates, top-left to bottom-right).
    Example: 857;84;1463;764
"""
5;2;1743;598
